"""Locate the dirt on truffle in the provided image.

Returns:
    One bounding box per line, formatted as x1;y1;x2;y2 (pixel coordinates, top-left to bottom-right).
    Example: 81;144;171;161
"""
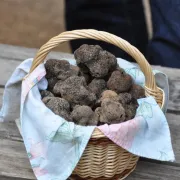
42;44;145;126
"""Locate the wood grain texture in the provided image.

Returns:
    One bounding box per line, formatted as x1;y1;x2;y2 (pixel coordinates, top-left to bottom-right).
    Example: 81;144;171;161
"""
0;139;35;179
0;44;74;61
0;58;21;86
168;78;180;112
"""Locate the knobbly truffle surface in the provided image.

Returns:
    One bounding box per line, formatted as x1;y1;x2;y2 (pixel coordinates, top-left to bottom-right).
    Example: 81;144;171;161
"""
88;79;106;98
97;99;125;124
100;90;118;100
42;97;72;121
71;105;98;126
59;76;96;106
129;84;145;99
74;44;117;78
47;77;58;92
107;69;133;93
40;90;54;99
118;93;132;105
124;103;137;121
45;59;59;79
74;44;102;64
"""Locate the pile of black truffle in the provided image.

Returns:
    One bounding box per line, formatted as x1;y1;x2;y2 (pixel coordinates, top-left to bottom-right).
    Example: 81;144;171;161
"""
41;45;145;126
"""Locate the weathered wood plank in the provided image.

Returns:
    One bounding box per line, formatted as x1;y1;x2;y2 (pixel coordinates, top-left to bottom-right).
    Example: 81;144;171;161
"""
0;88;4;107
0;44;73;62
0;176;32;180
128;161;180;180
0;139;35;179
0;121;22;142
0;58;21;86
168;78;180;112
166;113;180;162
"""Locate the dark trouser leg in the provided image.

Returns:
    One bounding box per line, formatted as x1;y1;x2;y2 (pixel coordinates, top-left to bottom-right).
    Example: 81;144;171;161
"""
65;0;148;61
148;0;180;68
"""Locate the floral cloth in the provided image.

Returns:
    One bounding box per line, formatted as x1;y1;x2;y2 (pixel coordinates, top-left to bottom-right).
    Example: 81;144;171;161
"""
0;57;174;180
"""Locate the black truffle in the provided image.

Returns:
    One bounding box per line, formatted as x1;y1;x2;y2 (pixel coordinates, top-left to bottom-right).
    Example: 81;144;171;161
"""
107;69;133;93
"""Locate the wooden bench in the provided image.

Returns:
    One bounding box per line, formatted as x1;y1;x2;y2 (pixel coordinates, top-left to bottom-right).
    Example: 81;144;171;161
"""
0;44;180;180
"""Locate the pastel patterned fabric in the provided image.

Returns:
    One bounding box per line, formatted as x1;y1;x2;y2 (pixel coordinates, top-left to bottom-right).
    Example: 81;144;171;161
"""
0;57;174;180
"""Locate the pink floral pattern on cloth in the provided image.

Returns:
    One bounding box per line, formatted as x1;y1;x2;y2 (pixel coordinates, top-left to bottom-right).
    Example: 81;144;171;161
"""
27;139;46;160
98;117;141;150
32;165;48;177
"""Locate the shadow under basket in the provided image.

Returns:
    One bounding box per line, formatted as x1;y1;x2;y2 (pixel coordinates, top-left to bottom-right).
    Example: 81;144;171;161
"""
29;29;164;179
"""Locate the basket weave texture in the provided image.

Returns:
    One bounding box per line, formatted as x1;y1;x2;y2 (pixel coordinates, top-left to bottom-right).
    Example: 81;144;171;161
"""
30;29;164;179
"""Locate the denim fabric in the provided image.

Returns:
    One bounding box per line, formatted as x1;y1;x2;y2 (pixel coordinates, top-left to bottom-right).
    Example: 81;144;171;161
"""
65;0;180;68
148;0;180;67
65;0;148;61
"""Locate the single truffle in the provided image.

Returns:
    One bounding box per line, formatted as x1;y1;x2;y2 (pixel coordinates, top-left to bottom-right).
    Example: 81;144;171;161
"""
74;44;117;78
45;59;59;79
45;59;79;81
118;93;132;105
107;69;133;93
79;71;92;84
88;79;106;98
100;90;118;100
129;84;145;99
40;90;54;99
96;99;125;124
56;62;80;80
71;105;98;126
74;44;102;64
53;80;64;96
42;97;72;121
124;103;137;121
59;76;96;106
98;90;118;107
47;77;58;92
70;65;80;76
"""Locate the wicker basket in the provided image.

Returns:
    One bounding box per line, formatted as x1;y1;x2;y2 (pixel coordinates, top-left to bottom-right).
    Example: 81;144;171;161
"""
30;29;164;179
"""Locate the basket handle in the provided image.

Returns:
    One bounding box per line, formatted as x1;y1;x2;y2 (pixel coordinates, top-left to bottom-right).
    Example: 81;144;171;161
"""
30;29;163;105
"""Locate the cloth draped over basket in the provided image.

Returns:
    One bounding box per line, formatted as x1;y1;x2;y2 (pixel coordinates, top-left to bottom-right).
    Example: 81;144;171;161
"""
0;57;175;180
